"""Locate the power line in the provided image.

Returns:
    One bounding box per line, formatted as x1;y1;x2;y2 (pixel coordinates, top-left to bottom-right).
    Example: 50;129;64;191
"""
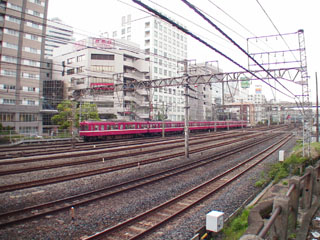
180;0;299;101
132;0;297;100
255;0;299;62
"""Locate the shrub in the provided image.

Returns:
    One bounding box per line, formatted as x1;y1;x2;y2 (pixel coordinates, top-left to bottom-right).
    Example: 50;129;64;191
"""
223;209;250;240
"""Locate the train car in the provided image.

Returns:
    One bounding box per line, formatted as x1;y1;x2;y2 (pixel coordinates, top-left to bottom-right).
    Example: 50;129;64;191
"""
79;120;247;141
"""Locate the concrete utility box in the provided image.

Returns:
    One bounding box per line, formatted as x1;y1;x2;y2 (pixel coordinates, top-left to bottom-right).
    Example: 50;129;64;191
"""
279;150;285;162
206;210;224;232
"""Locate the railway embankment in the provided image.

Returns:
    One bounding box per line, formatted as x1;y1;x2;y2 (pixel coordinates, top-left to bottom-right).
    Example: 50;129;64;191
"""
239;142;320;240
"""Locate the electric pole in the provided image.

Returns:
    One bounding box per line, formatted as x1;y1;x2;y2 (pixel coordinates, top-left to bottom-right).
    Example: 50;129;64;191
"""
183;60;190;158
316;72;319;142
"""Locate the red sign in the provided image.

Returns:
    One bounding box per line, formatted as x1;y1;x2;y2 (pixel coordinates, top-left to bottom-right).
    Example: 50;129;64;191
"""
93;38;114;49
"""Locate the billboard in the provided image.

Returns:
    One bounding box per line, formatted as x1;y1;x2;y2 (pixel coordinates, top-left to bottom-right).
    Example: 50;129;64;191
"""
240;77;250;89
255;85;262;94
92;38;115;49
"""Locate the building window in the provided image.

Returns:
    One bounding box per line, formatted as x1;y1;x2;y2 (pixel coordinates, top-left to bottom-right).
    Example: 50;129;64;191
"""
28;0;45;6
7;2;22;11
22;59;40;67
1;55;17;63
67;57;75;64
0;113;14;122
1;70;16;77
20;113;37;122
76;66;84;73
5;15;20;24
4;28;19;36
2;99;16;105
19;126;38;134
67;68;75;75
26;21;43;30
3;42;18;50
27;9;44;18
1;84;15;90
91;54;114;60
91;65;114;72
21;72;40;80
25;33;41;42
23;47;41;54
77;55;85;62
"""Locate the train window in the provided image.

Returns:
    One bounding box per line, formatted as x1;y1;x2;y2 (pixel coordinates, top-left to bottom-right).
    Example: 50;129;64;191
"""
101;125;105;131
95;125;99;131
137;124;140;129
110;125;114;130
119;124;123;130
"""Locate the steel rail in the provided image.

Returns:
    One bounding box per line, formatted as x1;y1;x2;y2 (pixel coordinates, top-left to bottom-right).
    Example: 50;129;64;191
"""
0;133;285;228
84;135;292;239
0;132;276;193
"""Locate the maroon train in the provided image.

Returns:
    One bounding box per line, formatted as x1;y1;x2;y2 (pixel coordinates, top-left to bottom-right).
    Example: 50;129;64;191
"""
79;120;247;141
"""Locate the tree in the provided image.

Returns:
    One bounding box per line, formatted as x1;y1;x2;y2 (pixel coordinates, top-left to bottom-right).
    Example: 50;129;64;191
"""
76;102;100;126
51;100;100;130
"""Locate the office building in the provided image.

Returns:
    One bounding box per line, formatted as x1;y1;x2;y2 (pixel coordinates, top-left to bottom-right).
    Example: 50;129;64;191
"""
52;37;150;121
113;13;188;121
0;0;48;134
45;17;73;59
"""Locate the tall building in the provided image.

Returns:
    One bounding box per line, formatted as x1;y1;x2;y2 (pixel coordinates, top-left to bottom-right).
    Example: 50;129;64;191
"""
45;17;73;59
0;0;48;134
52;37;150;121
112;13;188;121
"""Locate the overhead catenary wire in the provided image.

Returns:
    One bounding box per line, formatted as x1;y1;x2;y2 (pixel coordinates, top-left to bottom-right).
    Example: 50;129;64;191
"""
179;0;305;114
255;0;299;62
132;0;297;100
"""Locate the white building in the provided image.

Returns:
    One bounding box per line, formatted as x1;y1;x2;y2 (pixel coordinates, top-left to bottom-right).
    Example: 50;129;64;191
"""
45;18;74;59
111;13;188;121
247;85;267;123
52;38;150;121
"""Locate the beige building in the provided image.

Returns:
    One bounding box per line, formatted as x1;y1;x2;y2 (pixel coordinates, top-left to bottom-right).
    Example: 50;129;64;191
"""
52;37;150;121
0;0;48;134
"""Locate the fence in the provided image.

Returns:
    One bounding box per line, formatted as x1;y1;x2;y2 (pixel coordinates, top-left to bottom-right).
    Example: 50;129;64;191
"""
0;130;72;144
241;163;320;239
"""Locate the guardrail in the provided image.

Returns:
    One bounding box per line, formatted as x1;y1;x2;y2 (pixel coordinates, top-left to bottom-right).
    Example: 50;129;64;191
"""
241;163;320;239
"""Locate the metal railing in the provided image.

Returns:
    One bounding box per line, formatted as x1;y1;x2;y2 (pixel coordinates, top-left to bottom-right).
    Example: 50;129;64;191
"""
241;163;320;239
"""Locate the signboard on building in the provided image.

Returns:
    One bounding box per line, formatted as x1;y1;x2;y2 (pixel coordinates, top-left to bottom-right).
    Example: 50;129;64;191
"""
92;38;115;49
240;77;250;89
255;85;262;94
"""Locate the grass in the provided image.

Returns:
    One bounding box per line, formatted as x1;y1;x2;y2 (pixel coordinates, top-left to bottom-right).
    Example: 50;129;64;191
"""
222;208;250;240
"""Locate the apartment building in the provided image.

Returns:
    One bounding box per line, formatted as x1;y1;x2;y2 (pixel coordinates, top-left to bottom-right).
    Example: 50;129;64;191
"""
52;37;150;121
0;0;48;134
113;14;188;121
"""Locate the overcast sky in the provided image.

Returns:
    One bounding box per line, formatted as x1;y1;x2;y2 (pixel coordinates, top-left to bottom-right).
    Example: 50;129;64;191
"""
48;0;320;103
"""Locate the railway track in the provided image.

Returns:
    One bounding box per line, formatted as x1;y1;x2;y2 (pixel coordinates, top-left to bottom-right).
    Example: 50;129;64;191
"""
0;131;273;193
0;125;289;159
0;131;260;174
0;132;289;228
84;134;292;240
0;131;243;161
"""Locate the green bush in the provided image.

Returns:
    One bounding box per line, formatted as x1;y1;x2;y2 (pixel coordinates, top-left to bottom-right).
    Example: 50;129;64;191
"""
223;209;250;240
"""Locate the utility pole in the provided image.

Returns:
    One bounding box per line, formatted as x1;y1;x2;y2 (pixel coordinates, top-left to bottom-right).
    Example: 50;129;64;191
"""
316;72;319;142
162;102;165;138
183;60;190;159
